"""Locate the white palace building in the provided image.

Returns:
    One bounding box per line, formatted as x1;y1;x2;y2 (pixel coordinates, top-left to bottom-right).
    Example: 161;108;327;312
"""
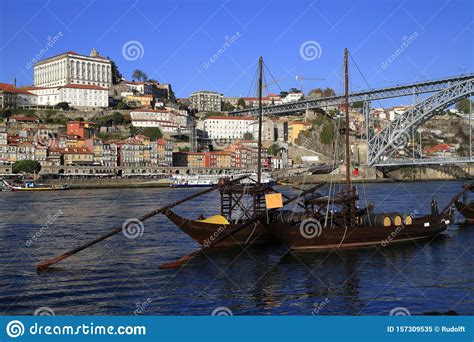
34;48;112;88
7;49;112;109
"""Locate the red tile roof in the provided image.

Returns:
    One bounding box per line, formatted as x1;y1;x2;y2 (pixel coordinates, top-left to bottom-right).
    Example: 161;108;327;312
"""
61;84;107;90
62;147;92;154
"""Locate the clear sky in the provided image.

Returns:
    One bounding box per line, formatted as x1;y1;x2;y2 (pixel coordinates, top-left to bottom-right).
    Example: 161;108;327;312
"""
0;0;472;99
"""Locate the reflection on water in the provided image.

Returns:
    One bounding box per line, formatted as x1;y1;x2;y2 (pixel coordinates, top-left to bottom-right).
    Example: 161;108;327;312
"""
0;181;473;315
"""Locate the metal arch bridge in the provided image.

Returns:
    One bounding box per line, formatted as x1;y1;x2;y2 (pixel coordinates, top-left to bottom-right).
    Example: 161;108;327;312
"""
229;73;473;117
368;79;474;166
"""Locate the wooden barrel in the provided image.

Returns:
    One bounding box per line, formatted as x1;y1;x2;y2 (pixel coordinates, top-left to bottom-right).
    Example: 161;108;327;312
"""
404;214;413;225
392;214;403;226
362;214;392;227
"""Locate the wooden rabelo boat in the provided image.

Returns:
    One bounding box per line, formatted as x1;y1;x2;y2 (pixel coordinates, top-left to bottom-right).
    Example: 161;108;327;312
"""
264;49;452;251
454;183;474;223
163;181;277;247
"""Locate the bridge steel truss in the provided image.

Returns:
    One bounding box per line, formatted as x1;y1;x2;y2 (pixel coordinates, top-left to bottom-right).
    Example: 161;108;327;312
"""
367;79;474;166
229;74;473;117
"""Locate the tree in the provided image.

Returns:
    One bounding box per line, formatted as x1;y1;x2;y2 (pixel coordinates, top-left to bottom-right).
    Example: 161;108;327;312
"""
222;101;235;111
132;69;148;82
243;132;254;140
116;100;131;110
237;98;246;108
352;101;363;108
148;78;158;83
308;87;336;98
0;109;12;121
55;102;70;110
109;59;123;84
279;91;288;98
289;88;301;93
13;160;41;174
268;143;279;156
456;99;473;114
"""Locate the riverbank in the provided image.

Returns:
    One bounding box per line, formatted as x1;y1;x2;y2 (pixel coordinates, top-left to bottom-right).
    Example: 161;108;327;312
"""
36;174;473;189
42;178;173;189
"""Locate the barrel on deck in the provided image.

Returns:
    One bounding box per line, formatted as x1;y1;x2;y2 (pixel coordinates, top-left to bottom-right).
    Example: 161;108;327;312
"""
362;214;392;227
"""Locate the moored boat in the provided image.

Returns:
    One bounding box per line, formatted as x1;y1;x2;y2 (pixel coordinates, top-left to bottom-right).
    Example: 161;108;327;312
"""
454;200;474;223
1;179;69;191
170;172;275;188
264;48;452;251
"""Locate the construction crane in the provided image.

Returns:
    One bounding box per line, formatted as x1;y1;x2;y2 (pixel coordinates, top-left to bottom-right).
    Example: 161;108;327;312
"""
295;76;325;94
263;76;287;96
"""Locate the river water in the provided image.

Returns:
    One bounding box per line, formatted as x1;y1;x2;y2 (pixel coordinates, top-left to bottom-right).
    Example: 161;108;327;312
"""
0;180;473;315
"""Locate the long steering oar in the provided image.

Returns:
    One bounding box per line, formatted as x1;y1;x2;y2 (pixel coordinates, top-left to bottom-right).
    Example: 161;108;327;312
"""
159;183;325;269
36;175;249;271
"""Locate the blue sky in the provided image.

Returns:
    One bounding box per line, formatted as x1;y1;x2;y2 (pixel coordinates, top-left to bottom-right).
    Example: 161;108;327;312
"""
0;0;472;100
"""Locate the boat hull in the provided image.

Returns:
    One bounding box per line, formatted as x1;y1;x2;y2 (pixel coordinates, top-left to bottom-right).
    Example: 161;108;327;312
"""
164;210;276;247
267;214;449;251
454;200;474;222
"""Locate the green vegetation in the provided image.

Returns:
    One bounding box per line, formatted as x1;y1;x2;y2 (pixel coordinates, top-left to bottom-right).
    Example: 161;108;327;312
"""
95;112;131;126
40;109;67;124
456;99;473;114
96;132;129;141
237;98;246;108
319;120;334;145
130;127;162;140
109;59;123;84
268;143;279;156
222;101;235;111
308;87;336;98
243;132;254;140
311;112;326;126
201;111;224;119
179;146;190;152
116;100;131;110
132;69;148;82
54;102;70;110
0;109;12;120
13;160;41;174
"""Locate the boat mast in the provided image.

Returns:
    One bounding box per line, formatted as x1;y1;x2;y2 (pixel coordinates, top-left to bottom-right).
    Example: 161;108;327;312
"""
344;48;351;194
257;56;263;184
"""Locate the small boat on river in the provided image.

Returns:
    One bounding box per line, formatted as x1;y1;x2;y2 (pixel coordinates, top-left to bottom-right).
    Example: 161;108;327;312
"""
1;179;69;191
170;172;276;188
